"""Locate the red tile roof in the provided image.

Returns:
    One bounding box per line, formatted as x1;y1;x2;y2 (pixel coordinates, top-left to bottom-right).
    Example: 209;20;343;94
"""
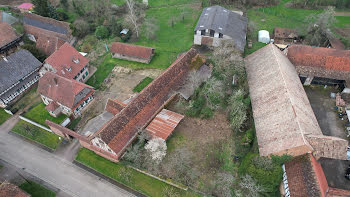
287;45;350;72
327;188;350;196
36;35;66;55
44;43;89;79
0;22;20;49
110;42;154;60
45;101;59;111
37;72;94;109
0;181;30;197
284;154;328;197
146;109;184;140
105;99;127;115
95;48;199;158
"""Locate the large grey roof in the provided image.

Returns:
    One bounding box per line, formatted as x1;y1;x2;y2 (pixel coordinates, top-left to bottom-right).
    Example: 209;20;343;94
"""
24;17;68;34
195;5;247;51
0;50;42;93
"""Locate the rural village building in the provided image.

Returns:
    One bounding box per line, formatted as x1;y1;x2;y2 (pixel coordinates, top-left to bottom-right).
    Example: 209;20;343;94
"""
287;45;350;88
0;22;22;55
110;42;155;64
23;13;72;55
273;27;299;45
245;44;348;160
194;5;247;52
37;72;94;117
40;43;89;82
0;181;30;197
46;48;202;162
282;153;350;197
0;50;42;108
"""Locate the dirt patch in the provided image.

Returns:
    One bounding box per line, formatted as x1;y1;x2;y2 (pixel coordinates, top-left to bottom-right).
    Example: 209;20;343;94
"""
335;28;350;39
76;68;162;131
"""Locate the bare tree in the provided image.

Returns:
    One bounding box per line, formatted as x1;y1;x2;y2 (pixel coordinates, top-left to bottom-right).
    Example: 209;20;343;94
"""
125;0;141;37
213;172;235;197
239;175;265;197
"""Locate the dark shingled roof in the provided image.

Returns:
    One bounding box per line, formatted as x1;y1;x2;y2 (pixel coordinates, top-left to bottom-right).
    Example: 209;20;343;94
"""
0;50;41;93
24;16;68;34
195;5;247;51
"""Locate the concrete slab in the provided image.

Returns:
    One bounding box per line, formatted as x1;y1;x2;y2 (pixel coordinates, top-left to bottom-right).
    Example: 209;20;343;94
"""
81;112;114;136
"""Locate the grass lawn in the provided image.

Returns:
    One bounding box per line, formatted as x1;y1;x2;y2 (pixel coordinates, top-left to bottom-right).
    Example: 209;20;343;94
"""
335;16;350;28
9;86;40;112
87;4;201;89
76;148;199;197
23;103;67;127
12;120;61;150
0;109;11;125
20;181;56;197
246;0;322;55
133;77;153;92
148;0;199;7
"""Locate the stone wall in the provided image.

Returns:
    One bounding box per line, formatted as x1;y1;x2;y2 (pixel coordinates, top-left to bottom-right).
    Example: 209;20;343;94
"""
112;53;151;64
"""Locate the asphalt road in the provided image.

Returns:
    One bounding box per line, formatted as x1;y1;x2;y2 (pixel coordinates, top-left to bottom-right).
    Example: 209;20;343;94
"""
0;115;135;197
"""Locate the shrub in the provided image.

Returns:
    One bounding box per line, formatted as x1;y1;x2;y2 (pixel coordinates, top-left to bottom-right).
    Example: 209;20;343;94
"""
72;20;90;38
241;128;254;145
56;9;69;21
21;44;47;62
95;26;109;39
81;43;92;53
186;94;206;117
200;106;213;119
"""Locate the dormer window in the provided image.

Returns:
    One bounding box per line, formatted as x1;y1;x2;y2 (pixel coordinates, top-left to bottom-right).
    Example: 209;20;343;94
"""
73;58;80;64
66;67;72;72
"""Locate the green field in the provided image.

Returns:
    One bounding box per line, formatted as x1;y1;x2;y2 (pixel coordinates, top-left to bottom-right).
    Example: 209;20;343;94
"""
133;77;153;92
148;0;199;7
87;4;201;89
23;103;67;127
75;148;199;197
20;181;56;197
335;16;350;28
12;120;61;150
0;109;11;125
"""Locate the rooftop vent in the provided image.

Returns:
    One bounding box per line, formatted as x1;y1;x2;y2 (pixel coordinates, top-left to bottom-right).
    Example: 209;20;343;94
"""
72;58;80;64
61;70;65;75
223;10;227;12
218;27;223;30
200;25;204;28
205;13;208;15
2;57;8;62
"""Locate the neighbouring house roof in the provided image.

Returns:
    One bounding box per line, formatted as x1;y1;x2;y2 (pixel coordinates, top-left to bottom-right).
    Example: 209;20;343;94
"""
146;109;184;140
274;27;298;39
0;22;20;50
23;14;68;35
105;98;127;115
94;48;199;158
245;44;323;157
327;188;350;196
110;42;154;60
287;45;350;72
44;43;89;79
194;5;247;51
17;3;34;10
284;154;328;197
0;181;30;197
37;72;94;109
0;50;41;93
36;34;66;55
329;37;346;50
120;29;129;34
45;101;60;112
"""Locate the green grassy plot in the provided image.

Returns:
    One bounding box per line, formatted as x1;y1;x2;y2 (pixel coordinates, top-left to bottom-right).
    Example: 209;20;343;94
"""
0;109;11;125
12;120;61;150
20;181;56;197
23;103;67;127
133;77;153;92
75;148;199;197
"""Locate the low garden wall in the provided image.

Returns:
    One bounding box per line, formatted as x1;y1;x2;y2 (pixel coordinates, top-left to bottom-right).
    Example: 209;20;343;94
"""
19;115;52;133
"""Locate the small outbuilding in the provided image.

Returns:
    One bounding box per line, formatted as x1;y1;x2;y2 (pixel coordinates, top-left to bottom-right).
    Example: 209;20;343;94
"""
258;30;270;43
110;42;155;64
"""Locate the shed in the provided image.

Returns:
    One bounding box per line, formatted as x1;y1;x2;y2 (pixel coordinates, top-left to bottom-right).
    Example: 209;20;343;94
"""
258;30;270;43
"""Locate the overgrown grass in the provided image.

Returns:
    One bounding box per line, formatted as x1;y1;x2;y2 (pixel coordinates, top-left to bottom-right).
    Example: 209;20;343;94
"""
148;0;199;7
88;4;200;89
133;77;153;92
20;181;56;197
0;109;11;125
111;0;126;6
75;148;199;197
67;117;81;130
23;103;67;127
12;120;61;150
57;8;79;23
9;86;40;112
